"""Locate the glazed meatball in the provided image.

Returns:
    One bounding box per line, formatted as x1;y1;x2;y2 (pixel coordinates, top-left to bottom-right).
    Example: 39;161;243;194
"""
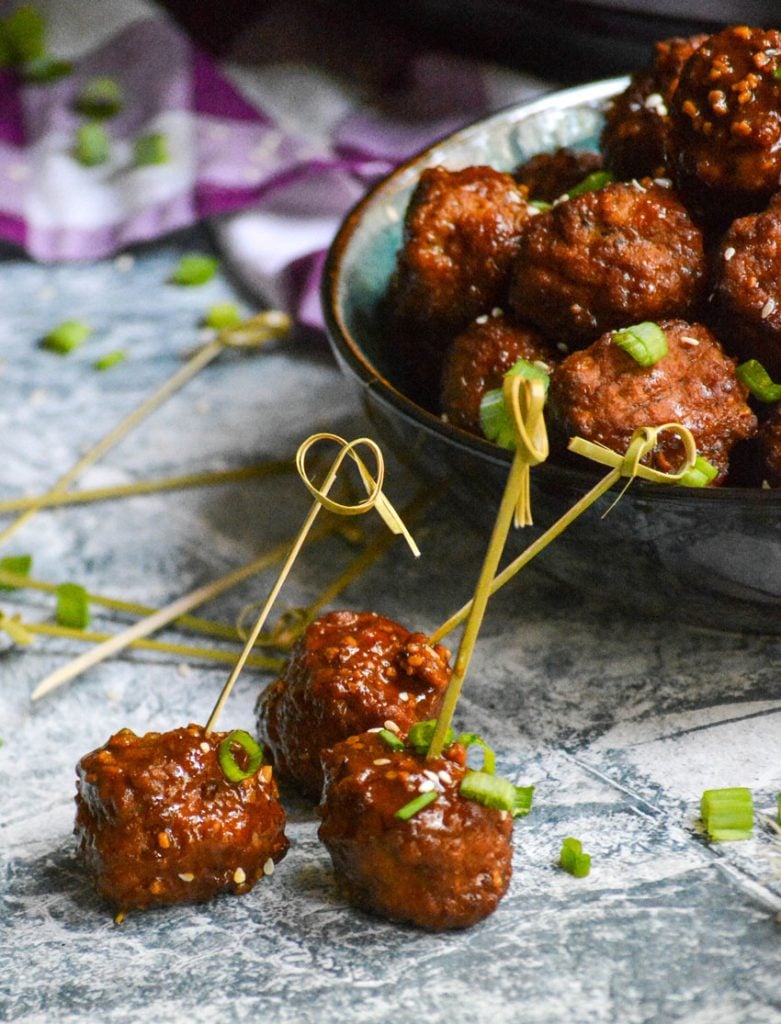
759;405;781;487
669;26;781;221
712;196;781;379
389;165;533;402
318;732;512;930
513;147;603;203
510;181;706;347
601;34;707;181
256;611;451;800
75;724;288;912
549;319;757;483
440;311;557;435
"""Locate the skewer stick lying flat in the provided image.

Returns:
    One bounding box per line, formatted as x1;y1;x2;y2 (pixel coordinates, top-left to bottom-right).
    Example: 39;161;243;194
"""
0;311;290;550
203;433;419;736
429;422;699;645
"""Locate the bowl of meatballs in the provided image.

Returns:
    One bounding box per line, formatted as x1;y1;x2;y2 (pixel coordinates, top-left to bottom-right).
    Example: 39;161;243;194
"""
322;25;781;634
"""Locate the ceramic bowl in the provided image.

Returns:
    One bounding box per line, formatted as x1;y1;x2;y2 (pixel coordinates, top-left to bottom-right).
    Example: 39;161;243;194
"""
322;78;781;634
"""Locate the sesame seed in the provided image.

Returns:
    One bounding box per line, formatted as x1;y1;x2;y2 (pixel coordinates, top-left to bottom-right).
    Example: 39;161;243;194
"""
556;341;569;353
367;726;383;733
644;92;667;115
384;720;400;734
724;246;736;261
680;336;700;346
491;307;504;318
200;741;210;753
177;663;192;678
475;314;489;324
533;360;551;371
418;779;436;793
631;178;646;192
386;207;400;223
178;872;194;883
398;691;409;701
438;771;453;784
424;769;440;782
761;297;777;319
654;177;672;188
373;758;391;766
263;858;275;876
233;867;246;885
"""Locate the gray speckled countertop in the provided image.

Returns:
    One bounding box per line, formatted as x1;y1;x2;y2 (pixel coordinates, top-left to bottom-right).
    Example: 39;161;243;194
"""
1;231;779;1024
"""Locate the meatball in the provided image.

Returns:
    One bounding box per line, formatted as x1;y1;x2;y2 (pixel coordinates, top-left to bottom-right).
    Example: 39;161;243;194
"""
759;405;781;487
712;197;781;379
256;611;451;801
440;310;557;435
513;147;603;203
75;724;288;912
388;165;533;403
510;181;706;347
601;34;707;181
669;26;781;221
318;732;512;930
549;319;758;483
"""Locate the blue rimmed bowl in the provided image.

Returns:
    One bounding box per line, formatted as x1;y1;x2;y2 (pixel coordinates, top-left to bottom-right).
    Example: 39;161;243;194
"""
322;79;781;634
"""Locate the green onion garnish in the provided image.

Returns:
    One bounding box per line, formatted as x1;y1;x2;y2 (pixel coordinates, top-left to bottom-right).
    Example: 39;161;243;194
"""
55;582;90;629
170;254;219;286
378;728;405;752
394;790;438;820
455;733;496;775
612;321;668;367
218;729;264;782
94;350;126;371
700;787;753;841
459;770;534;817
204;302;242;329
736;359;781;403
42;319;92;354
560;836;591;877
74;77;123;119
774;67;781;81
0;554;32;591
2;6;45;65
566;169;615;198
529;199;552;212
678;455;719;488
74;123;110;167
408;719;454;755
22;56;71;83
480;358;551;450
134;132;169;167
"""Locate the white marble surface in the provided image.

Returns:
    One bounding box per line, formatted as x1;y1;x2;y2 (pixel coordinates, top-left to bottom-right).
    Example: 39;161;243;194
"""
1;231;780;1024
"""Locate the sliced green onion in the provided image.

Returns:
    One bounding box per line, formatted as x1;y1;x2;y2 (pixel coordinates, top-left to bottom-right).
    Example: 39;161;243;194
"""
480;358;551;450
218;729;264;782
700;787;753;841
55;582;90;629
774;67;781;81
170;254;219;286
3;6;45;65
612;322;668;367
560;836;591;877
456;733;496;775
74;77;123;119
94;350;126;371
394;790;437;820
460;770;533;818
0;554;32;591
378;728;405;752
134;132;169;167
22;56;71;83
408;719;454;755
678;455;719;488
736;359;781;403
204;302;242;330
566;169;615;198
74;123;110;167
529;199;552;212
42;319;92;354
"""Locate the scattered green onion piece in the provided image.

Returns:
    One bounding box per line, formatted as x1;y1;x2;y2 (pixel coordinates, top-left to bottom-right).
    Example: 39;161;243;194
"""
408;719;454;755
0;554;32;591
560;836;591;877
456;733;496;775
378;728;405;752
612;321;668;367
529;199;552;211
55;582;90;629
170;254;219;286
42;319;92;354
94;350;126;371
134;132;169;167
736;359;781;403
480;358;551;450
774;67;781;81
204;302;242;329
74;77;123;119
74;123;110;167
460;770;533;818
3;6;45;65
678;455;719;488
218;729;264;782
394;790;438;821
700;787;753;841
22;55;71;83
566;169;615;198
